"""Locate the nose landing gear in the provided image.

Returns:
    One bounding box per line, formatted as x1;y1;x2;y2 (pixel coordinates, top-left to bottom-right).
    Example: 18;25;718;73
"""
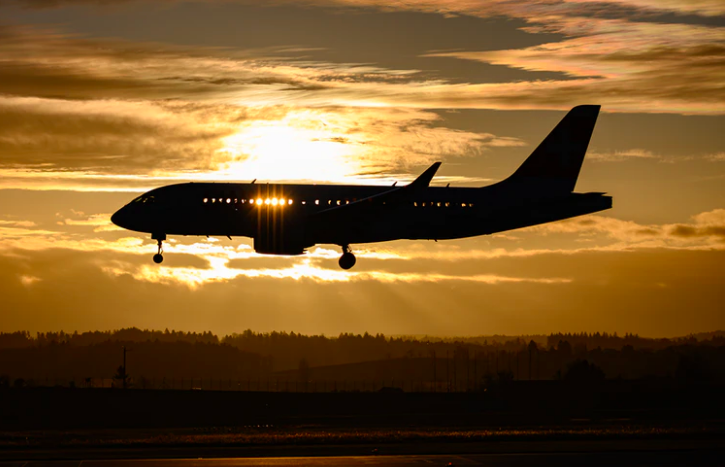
152;233;166;264
338;244;356;270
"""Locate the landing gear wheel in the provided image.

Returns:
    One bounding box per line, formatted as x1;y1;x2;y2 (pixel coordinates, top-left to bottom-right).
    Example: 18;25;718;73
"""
338;245;356;270
339;252;356;270
152;234;165;264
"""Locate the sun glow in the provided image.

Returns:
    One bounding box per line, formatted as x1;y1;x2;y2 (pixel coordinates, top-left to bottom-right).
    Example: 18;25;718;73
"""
216;117;364;183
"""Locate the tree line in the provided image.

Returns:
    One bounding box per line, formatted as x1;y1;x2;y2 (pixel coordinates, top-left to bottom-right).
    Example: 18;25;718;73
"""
0;328;722;388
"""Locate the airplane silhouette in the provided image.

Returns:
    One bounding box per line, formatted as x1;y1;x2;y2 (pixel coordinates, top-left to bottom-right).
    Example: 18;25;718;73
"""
111;105;611;269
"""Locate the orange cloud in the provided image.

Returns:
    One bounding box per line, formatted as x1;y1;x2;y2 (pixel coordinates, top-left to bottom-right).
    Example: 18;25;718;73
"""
0;208;721;288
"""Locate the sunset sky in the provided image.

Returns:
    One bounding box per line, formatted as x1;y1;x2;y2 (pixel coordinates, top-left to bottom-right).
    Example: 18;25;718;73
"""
0;0;723;337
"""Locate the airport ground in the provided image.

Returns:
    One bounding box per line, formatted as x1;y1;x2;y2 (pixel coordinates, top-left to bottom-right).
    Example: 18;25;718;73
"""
0;382;723;465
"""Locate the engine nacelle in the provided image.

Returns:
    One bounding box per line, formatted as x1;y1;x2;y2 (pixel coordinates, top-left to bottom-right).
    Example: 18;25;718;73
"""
254;235;306;255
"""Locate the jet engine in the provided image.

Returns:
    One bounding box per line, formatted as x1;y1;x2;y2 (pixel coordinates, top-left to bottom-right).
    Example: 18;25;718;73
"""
253;236;305;255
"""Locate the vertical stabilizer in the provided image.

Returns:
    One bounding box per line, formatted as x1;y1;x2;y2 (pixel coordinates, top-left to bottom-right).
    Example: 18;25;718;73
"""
505;105;600;193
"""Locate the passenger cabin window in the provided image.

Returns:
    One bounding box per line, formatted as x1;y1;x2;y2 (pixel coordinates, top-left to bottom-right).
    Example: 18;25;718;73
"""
411;200;475;208
198;196;295;207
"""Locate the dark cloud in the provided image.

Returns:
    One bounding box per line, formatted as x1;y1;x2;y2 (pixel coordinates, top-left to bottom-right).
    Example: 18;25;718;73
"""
555;1;724;26
2;2;572;86
10;0;138;6
0;99;237;172
8;0;723;22
419;44;723;113
669;225;725;238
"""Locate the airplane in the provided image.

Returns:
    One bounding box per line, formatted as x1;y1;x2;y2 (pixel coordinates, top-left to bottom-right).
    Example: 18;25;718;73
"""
111;105;612;270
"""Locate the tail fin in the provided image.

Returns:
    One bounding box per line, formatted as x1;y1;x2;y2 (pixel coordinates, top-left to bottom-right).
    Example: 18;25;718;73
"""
505;105;600;194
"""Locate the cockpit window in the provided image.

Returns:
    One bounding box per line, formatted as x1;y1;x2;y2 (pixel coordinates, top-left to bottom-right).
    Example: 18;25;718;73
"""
133;195;156;204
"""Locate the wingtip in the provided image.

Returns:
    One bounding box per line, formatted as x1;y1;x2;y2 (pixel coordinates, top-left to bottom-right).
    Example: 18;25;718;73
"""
408;161;442;188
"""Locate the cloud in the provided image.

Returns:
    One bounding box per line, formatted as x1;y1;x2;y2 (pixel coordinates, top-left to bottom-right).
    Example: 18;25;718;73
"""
524;209;725;250
18;274;41;286
669;209;726;238
703;152;725;162
0;24;422;103
0;219;37;228
0;18;719;194
424;19;723;114
0;193;722;335
0;93;509;189
0;20;721;120
0;96;242;174
0;234;722;336
8;0;723;18
0;208;721;290
588;148;726;163
122;256;572;288
60;212;122;232
566;0;724;16
589;149;657;161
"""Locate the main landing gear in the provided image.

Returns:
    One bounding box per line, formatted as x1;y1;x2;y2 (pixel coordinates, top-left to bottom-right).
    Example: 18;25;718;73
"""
338;244;356;270
152;233;166;264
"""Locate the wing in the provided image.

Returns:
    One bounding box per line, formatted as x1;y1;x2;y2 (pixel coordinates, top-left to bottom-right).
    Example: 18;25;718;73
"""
311;162;441;221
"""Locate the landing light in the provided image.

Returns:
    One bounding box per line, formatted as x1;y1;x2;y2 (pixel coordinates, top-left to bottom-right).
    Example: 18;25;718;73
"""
257;198;263;205
271;198;278;206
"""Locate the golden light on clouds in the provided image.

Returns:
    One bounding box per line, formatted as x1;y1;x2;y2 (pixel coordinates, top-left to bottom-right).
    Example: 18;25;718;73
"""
0;0;722;335
1;209;722;288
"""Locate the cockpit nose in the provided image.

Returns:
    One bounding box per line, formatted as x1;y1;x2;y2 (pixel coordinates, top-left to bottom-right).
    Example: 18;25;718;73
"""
111;206;131;229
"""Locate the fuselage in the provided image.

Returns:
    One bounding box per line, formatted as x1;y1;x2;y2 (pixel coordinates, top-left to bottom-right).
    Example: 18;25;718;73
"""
111;181;612;253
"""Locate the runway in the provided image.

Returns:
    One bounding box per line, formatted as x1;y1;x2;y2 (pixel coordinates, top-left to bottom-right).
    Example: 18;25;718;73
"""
0;452;722;467
1;441;722;467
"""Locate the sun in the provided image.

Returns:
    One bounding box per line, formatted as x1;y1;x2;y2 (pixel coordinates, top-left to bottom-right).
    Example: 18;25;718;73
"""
214;116;364;183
